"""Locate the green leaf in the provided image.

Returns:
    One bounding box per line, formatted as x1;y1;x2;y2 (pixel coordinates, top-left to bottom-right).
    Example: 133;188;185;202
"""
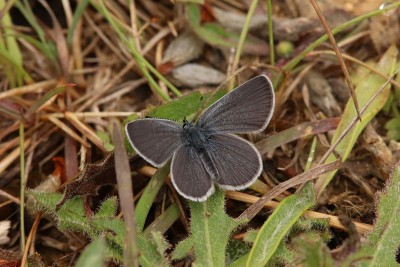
225;239;250;265
0;49;32;85
172;237;194;261
172;189;245;266
28;191;168;265
97;130;114;151
355;163;400;266
0;0;25;86
146;89;228;122
135;164;170;232
144;203;181;236
314;45;398;194
385;117;400;140
67;0;90;44
27;85;69;115
14;0;57;64
147;91;203;121
75;237;106;267
293;235;334;267
6;32;57;63
246;182;316;266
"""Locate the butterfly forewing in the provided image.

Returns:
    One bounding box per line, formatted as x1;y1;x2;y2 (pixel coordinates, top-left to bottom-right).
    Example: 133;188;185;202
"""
197;75;274;133
205;133;262;189
171;145;215;201
125;118;183;167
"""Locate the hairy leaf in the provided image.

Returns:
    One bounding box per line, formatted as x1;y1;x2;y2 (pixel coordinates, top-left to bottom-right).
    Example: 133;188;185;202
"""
28;191;168;265
172;189;245;266
352;162;400;266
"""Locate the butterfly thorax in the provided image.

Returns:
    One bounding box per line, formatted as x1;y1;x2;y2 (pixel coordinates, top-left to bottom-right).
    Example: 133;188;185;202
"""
182;120;219;179
181;120;209;152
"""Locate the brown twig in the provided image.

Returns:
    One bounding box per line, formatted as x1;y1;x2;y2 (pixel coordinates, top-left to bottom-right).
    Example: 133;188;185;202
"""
20;212;42;267
239;159;342;221
112;121;139;267
228;191;372;235
309;0;361;122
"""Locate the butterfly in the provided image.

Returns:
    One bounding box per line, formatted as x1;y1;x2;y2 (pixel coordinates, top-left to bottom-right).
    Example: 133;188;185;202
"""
125;75;275;201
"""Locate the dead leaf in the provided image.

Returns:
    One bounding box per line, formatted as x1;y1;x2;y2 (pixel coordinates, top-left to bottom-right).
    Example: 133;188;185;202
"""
170;63;226;87
303;70;342;117
56;154;146;210
370;14;400;54
159;31;204;74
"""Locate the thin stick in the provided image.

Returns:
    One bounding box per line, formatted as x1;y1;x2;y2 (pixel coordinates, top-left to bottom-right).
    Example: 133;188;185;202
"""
20;212;42;267
47;115;91;147
230;0;260;83
65;112;106;151
309;0;361;121
0;79;57;100
0;189;20;205
42;111;137;119
267;0;274;66
19;122;26;252
227;192;372;234
239;159;341;221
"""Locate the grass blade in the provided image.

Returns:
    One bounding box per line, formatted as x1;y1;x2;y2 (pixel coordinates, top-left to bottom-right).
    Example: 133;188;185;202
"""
67;0;90;45
314;45;398;196
135;164;170;232
246;183;315;266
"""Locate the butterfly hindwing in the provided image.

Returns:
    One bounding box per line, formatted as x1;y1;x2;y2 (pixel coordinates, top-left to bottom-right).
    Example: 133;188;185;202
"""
205;133;262;190
171;145;215;202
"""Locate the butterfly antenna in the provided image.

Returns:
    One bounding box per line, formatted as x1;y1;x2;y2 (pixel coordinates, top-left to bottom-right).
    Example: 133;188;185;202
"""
192;96;206;123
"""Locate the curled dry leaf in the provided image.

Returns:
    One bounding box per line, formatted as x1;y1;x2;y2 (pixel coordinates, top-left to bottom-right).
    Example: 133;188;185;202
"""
271;17;318;41
291;0;354;36
171;63;226;87
213;6;317;42
303;70;342;117
160;31;204;74
212;7;267;31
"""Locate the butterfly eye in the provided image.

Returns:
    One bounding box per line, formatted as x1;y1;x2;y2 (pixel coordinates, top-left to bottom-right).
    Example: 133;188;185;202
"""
183;119;189;129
